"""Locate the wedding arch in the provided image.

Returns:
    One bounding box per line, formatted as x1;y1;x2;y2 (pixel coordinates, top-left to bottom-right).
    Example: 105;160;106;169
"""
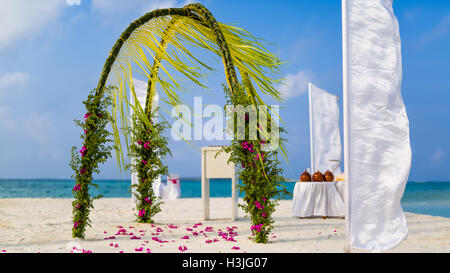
70;3;289;243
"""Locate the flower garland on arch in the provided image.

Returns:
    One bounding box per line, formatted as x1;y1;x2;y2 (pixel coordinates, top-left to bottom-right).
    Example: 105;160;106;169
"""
128;110;171;223
221;84;290;244
70;87;114;239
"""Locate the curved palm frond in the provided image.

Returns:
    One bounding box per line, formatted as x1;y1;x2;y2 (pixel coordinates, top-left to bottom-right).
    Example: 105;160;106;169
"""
94;4;285;169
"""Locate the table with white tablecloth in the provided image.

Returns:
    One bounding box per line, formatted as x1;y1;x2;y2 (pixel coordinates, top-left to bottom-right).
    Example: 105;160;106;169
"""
334;181;345;200
291;182;345;217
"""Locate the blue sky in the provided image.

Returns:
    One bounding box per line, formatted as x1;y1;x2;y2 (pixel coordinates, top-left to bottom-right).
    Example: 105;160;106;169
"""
0;0;449;181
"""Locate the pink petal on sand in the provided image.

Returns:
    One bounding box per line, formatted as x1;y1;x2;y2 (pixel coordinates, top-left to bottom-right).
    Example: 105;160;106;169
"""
180;236;189;240
178;245;188;252
135;247;144;252
232;246;240;250
130;236;141;240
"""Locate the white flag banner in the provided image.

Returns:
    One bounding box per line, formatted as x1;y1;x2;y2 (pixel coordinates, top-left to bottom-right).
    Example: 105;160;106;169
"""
308;83;342;174
130;79;161;204
343;0;412;251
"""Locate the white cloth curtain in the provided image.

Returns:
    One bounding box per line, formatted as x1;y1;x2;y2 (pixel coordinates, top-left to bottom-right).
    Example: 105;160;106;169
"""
130;79;161;204
344;0;412;251
309;83;342;174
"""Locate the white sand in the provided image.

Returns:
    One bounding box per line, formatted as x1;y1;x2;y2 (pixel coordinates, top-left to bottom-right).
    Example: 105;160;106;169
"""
0;198;449;253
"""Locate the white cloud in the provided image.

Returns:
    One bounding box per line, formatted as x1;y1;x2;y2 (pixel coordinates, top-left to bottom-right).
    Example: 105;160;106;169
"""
66;0;81;6
417;13;450;47
278;70;314;100
0;72;30;92
0;106;54;144
0;0;65;50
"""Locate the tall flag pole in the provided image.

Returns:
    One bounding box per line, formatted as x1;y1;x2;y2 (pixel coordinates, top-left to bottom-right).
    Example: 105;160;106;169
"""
342;0;412;252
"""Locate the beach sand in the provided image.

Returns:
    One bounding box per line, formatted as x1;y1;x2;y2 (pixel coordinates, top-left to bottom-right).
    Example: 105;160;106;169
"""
0;198;449;253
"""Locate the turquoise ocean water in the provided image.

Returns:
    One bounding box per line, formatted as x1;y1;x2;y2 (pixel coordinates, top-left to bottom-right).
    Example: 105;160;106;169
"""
0;179;449;218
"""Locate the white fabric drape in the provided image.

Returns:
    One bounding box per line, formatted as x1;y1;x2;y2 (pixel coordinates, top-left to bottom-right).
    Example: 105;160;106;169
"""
130;79;161;204
344;0;412;251
309;83;342;173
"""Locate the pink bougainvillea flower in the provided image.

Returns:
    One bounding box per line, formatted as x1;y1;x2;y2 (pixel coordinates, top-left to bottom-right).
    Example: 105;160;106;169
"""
144;197;152;204
84;129;87;134
232;246;240;250
262;212;267;218
119;251;124;253
79;168;87;175
73;184;81;192
130;236;141;240
84;113;92;121
178;245;188;252
73;221;80;229
137;140;143;145
168;224;178;229
135;247;144;252
142;160;148;165
2;250;6;252
79;146;87;157
138;209;145;218
180;236;189;240
186;227;193;231
146;248;151;253
144;142;151;149
333;229;337;233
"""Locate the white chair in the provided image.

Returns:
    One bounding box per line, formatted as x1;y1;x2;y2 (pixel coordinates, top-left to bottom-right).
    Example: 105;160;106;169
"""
166;174;181;200
201;146;238;221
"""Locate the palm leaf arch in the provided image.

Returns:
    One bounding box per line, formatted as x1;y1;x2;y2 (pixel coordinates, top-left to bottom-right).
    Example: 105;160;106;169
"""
72;3;287;238
87;3;284;168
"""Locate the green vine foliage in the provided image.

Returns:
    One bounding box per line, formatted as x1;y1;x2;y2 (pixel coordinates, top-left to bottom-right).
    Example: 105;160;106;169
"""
70;86;114;239
221;84;290;244
128;110;171;223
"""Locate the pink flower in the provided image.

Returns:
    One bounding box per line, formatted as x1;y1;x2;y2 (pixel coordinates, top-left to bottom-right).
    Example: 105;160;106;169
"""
142;160;148;165
144;142;151;149
84;129;87;134
251;224;263;233
178;245;188;252
79;146;87;157
73;221;80;229
84;113;92;121
73;184;81;192
180;236;189;240
137;140;143;145
138;209;145;218
232;246;240;250
145;197;152;204
130;236;141;240
79;168;87;175
262;212;267;218
135;247;143;252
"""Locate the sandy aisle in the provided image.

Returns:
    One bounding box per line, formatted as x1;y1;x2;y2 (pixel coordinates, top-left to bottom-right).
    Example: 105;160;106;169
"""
0;198;449;253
